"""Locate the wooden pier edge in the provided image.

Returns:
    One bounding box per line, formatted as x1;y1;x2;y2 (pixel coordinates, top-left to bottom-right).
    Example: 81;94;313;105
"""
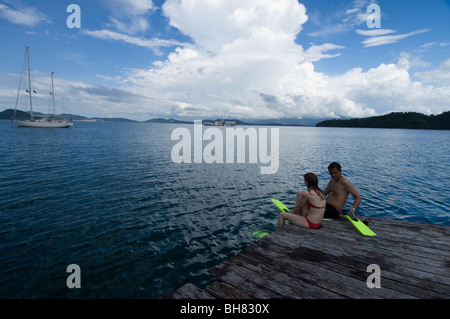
161;217;450;299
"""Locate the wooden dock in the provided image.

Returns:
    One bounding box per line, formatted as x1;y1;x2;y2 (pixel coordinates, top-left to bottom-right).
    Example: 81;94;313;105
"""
162;217;450;299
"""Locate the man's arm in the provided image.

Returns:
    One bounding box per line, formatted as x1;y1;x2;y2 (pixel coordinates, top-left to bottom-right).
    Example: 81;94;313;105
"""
344;180;362;213
323;179;333;197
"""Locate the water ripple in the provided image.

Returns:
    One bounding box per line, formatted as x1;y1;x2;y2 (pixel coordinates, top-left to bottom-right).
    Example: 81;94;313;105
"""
0;122;448;298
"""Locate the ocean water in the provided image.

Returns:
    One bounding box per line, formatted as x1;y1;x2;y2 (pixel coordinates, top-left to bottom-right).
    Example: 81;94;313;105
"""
0;120;449;298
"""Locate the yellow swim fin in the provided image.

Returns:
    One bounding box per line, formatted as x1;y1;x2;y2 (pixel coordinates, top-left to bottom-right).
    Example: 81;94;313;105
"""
343;213;376;237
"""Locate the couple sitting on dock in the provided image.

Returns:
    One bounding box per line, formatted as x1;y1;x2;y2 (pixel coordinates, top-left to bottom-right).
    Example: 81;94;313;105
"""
278;162;362;229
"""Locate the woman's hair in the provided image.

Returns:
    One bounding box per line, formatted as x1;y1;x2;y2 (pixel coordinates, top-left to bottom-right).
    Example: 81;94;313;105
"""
304;172;319;188
304;172;324;199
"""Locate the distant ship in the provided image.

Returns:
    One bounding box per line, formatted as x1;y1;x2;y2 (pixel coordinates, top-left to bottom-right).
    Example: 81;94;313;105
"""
203;119;236;126
12;47;73;128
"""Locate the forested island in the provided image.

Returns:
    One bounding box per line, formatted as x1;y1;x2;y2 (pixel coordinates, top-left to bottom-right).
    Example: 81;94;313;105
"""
316;111;450;130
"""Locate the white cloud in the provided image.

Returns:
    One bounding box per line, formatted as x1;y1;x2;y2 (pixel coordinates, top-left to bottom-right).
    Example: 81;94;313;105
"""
105;0;155;34
0;3;47;27
397;52;430;69
360;29;430;47
305;43;345;62
82;29;182;54
348;0;433;48
117;0;155;14
415;59;450;86
343;0;375;25
116;0;378;119
356;29;396;37
76;0;449;120
308;0;373;37
162;0;308;52
330;56;450;116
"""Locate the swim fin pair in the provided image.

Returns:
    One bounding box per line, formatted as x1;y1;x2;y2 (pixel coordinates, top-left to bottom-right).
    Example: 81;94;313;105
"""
252;199;289;239
271;199;376;237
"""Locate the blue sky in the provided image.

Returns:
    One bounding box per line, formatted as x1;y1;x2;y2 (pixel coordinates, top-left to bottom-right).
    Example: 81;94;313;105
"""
0;0;449;120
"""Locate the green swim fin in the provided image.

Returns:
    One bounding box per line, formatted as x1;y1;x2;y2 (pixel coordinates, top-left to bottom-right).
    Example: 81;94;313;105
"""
252;231;270;239
252;199;289;240
271;199;290;213
344;213;376;237
271;198;332;221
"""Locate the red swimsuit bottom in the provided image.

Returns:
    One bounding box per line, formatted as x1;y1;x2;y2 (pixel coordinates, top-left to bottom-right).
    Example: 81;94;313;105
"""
305;215;322;229
305;200;325;229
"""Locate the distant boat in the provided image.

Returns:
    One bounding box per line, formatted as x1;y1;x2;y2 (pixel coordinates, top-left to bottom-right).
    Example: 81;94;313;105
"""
203;119;236;126
12;47;73;128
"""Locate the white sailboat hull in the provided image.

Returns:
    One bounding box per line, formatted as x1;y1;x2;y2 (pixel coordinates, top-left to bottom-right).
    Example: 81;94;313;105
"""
13;118;73;128
13;48;73;129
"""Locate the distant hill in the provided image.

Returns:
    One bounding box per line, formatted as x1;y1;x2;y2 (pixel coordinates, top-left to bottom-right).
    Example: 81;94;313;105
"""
1;108;326;126
0;108;87;120
60;113;90;121
145;118;324;126
0;109;136;122
201;119;250;125
0;109;32;120
92;117;137;122
201;118;325;126
145;118;193;124
316;112;450;130
250;117;323;126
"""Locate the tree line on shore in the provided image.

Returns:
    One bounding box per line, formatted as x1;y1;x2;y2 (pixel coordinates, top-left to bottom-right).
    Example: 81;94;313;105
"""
316;111;450;130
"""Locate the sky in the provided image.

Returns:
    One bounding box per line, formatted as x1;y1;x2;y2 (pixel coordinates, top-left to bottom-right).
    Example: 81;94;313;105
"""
0;0;449;121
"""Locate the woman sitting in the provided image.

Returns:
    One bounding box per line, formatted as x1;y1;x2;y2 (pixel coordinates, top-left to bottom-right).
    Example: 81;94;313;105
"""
278;173;325;229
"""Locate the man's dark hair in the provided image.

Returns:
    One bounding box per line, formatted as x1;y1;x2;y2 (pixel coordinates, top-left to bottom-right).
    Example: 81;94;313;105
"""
328;162;341;171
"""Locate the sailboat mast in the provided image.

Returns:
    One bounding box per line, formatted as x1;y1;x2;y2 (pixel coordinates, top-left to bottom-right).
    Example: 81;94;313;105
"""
26;47;33;119
51;72;56;117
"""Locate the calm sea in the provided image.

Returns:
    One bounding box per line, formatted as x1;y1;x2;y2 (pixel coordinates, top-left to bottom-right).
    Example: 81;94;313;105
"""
0;120;449;298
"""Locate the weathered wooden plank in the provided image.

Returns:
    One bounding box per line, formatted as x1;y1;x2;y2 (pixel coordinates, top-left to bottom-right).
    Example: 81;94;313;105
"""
209;264;287;299
281;220;450;274
238;230;417;299
231;248;384;299
205;281;252;299
278;224;450;281
259;233;442;298
269;224;450;297
162;217;450;299
210;260;306;299
320;217;449;252
213;252;345;299
280;223;450;279
349;217;450;249
322;215;449;240
160;283;216;299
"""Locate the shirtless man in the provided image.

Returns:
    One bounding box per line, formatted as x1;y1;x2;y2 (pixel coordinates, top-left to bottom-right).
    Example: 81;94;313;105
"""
323;162;362;219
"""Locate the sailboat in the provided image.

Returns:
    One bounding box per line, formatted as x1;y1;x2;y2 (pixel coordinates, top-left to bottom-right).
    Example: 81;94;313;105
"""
12;47;73;128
